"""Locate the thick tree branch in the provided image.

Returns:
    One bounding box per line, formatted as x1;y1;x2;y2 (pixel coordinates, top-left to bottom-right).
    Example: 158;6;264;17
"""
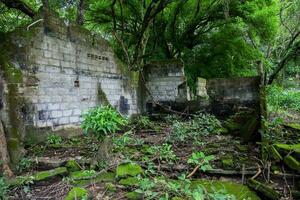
0;0;35;18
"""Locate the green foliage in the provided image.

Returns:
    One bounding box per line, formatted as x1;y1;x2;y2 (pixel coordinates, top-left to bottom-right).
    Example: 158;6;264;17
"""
113;131;144;150
0;176;8;200
168;113;222;143
81;106;127;140
129;115;157;130
47;134;63;145
266;85;300;112
188;152;215;172
134;174;235;200
16;157;32;173
147;144;177;163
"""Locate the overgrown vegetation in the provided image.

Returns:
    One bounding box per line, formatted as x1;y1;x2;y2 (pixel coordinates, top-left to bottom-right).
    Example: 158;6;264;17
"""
266;84;300;112
168;113;222;143
81;106;127;140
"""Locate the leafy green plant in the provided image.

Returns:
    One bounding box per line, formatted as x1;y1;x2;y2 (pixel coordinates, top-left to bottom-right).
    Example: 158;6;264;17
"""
0;176;8;200
168;113;222;143
16;158;32;173
129;115;155;130
188;152;215;172
147;144;177;163
81;106;127;140
113;131;144;150
47;134;63;145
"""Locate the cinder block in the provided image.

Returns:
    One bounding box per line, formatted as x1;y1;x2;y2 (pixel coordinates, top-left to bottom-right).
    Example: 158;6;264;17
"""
73;109;81;116
51;110;63;118
70;116;79;123
48;103;60;110
59;117;69;124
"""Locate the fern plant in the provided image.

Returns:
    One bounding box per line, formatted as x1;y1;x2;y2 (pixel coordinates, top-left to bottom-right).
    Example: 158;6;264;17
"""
81;106;127;140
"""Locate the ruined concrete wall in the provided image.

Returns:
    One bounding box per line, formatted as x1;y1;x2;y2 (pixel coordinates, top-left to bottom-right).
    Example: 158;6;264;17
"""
206;77;260;115
143;60;187;102
141;60;188;112
1;9;138;135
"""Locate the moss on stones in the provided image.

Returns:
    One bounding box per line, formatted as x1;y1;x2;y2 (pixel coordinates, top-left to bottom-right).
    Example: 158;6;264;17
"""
119;177;139;186
65;160;81;172
72;172;115;187
116;163;143;178
7;167;67;186
247;179;280;200
284;155;300;171
126;191;143;200
192;180;260;200
64;187;88;200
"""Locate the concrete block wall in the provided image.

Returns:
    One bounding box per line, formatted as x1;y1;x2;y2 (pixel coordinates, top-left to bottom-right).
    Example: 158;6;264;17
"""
3;9;138;131
143;61;188;103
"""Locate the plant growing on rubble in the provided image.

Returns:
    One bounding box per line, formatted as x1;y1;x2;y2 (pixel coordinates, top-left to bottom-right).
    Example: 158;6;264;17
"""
81;106;127;140
47;134;63;145
188;151;214;172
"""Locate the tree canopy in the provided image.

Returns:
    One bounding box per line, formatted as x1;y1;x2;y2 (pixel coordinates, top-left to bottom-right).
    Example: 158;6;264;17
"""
0;0;299;87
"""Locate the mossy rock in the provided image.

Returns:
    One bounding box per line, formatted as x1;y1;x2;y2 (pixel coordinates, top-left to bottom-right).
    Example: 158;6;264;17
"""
70;170;96;180
65;160;81;172
72;172;115;187
236;144;248;152
116;163;143;178
285;123;300;131
284;155;300;171
247;179;280;200
269;145;282;162
34;167;67;181
8;167;67;187
119;177;139;186
275;143;300;159
126;192;143;200
64;187;88;200
192;180;260;200
224;120;241;132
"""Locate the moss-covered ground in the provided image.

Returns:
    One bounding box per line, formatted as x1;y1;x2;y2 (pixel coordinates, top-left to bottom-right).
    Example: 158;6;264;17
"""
4;113;300;199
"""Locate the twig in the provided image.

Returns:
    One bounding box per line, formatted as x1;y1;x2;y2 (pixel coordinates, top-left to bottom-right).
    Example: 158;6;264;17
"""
187;165;200;178
251;164;262;180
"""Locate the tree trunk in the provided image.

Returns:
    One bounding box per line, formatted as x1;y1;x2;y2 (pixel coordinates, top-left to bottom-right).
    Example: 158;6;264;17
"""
76;0;85;25
0;120;13;177
41;0;49;8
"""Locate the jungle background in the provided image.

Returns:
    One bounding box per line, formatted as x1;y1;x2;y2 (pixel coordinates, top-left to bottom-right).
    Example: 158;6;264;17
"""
0;0;300;200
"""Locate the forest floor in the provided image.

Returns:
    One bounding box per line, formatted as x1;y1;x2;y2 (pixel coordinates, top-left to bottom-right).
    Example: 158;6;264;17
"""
5;112;300;200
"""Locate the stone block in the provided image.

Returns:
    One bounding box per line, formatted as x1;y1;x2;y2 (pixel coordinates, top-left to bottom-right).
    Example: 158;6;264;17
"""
51;110;63;118
48;103;60;110
73;109;81;116
59;117;69;125
70;116;80;123
63;109;73;117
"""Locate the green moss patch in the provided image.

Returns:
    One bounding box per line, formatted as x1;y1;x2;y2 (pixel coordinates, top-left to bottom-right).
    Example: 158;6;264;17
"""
116;163;143;178
192;180;260;200
64;187;88;200
8;167;67;187
72;172;115;187
119;177;139;186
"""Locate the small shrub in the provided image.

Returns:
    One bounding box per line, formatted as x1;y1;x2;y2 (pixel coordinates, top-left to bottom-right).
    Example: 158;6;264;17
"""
147;144;177;163
187;151;214;172
113;131;144;150
47;134;63;145
129;115;154;130
16;158;32;173
81;106;127;140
